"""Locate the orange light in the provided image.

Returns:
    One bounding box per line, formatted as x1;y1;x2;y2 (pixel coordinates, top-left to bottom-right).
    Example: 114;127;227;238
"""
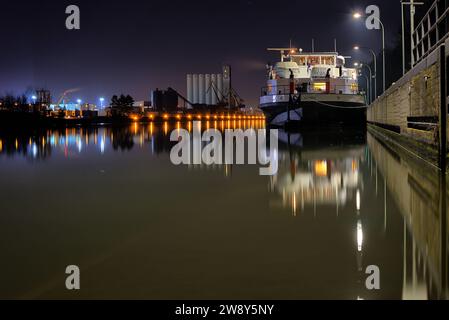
176;114;181;120
197;115;202;120
163;114;169;120
314;161;328;177
352;160;358;172
187;114;192;120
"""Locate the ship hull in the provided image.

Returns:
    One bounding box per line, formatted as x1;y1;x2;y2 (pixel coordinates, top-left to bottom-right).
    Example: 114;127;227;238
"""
260;93;366;126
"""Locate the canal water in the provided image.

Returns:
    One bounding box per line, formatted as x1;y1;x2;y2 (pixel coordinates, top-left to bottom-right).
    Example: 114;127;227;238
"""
0;121;447;300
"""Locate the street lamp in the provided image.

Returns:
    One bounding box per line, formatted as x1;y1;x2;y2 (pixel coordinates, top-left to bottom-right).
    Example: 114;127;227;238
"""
361;63;373;104
99;97;105;109
31;95;37;104
354;45;377;99
358;72;370;106
355;63;372;105
353;12;386;93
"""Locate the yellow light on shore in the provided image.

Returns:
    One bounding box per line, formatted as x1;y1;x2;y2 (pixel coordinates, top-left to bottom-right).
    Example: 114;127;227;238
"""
353;12;362;19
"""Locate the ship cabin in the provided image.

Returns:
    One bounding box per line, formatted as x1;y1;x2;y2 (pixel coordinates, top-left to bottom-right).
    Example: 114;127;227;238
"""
264;51;359;97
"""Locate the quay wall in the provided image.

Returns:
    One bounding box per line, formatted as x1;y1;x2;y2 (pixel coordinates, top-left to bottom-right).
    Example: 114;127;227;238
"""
367;47;442;147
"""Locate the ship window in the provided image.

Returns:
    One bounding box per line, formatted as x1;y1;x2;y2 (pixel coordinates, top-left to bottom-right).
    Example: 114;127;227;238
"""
314;161;328;177
297;56;307;65
307;56;320;65
313;82;327;91
321;56;335;65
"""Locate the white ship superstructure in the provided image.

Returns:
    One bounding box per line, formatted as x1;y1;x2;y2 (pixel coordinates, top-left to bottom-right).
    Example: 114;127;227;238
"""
260;48;366;126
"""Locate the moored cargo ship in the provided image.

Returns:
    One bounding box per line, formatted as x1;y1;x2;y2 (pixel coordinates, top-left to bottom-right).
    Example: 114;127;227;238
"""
260;48;367;126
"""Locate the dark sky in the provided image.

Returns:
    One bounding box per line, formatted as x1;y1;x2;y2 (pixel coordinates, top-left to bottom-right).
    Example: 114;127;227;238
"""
0;0;429;106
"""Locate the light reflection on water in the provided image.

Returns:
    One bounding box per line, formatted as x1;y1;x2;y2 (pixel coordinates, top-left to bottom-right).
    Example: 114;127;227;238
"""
0;122;447;300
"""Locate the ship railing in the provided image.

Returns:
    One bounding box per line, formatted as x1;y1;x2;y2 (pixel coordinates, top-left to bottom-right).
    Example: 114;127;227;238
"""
261;84;360;96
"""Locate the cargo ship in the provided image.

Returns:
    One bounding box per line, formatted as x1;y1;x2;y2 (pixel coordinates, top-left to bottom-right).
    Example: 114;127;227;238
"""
260;48;367;126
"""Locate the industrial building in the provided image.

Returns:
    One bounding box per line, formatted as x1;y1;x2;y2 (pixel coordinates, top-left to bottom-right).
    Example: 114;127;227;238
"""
150;89;179;112
186;65;231;108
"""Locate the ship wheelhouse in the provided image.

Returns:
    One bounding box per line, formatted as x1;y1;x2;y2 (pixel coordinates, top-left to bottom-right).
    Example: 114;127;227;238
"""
264;51;360;96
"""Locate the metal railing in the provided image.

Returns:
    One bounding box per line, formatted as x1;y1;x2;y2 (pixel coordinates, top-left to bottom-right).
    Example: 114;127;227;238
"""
412;0;449;66
260;84;360;96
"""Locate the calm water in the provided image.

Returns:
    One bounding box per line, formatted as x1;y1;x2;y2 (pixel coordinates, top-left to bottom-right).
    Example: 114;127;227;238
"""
0;121;447;300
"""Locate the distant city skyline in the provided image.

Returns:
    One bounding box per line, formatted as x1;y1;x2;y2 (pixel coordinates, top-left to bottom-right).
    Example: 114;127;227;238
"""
1;0;412;106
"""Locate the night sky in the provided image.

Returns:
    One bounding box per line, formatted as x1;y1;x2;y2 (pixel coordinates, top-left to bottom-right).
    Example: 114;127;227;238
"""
0;0;425;106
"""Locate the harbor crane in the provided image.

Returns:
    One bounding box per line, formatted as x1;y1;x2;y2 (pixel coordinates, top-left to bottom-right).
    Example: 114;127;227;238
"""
55;88;80;109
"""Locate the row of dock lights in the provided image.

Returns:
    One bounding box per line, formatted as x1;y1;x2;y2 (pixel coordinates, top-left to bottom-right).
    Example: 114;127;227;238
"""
131;114;265;122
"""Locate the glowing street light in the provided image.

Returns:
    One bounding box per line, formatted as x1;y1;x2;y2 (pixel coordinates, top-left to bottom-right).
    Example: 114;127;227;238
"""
353;11;386;93
354;45;377;99
99;97;105;109
31;95;37;104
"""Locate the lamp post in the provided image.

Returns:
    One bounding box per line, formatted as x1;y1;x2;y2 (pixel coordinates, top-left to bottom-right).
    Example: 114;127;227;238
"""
354;45;377;99
360;74;370;106
99;97;105;109
355;63;371;105
361;63;373;104
354;12;386;93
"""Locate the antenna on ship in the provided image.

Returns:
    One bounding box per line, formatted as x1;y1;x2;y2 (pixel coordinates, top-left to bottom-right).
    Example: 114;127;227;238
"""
334;39;337;53
311;39;315;52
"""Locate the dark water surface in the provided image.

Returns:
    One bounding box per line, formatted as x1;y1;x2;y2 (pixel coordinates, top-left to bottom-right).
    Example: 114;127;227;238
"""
0;121;447;299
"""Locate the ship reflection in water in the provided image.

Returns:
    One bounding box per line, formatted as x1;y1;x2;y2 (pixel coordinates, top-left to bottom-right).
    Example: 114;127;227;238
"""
0;122;447;300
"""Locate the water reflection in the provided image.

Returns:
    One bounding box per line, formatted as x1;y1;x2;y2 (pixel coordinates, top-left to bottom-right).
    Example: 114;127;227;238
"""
367;131;448;300
271;128;448;299
0;122;447;299
0;120;266;160
272;129;365;216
